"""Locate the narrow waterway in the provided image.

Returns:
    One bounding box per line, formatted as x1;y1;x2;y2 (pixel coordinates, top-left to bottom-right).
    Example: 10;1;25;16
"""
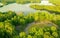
0;3;38;14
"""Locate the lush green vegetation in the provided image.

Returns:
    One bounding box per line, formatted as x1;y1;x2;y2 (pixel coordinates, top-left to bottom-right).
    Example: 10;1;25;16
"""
0;11;60;38
20;26;60;38
0;0;60;38
49;0;60;5
0;0;41;4
0;0;60;5
30;5;60;14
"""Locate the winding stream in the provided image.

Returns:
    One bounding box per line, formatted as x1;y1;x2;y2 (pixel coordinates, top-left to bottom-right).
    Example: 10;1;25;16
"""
0;3;38;14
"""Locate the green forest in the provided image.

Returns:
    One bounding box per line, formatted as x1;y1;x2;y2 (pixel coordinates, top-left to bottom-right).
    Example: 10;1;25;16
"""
0;0;60;38
0;0;59;5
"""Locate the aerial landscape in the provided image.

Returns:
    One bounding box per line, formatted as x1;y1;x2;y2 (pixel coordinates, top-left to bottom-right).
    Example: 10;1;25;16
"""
0;0;60;38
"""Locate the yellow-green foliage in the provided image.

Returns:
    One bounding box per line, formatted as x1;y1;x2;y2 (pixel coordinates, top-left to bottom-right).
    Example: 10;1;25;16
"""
0;11;60;38
49;0;60;5
19;25;59;38
30;5;60;14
